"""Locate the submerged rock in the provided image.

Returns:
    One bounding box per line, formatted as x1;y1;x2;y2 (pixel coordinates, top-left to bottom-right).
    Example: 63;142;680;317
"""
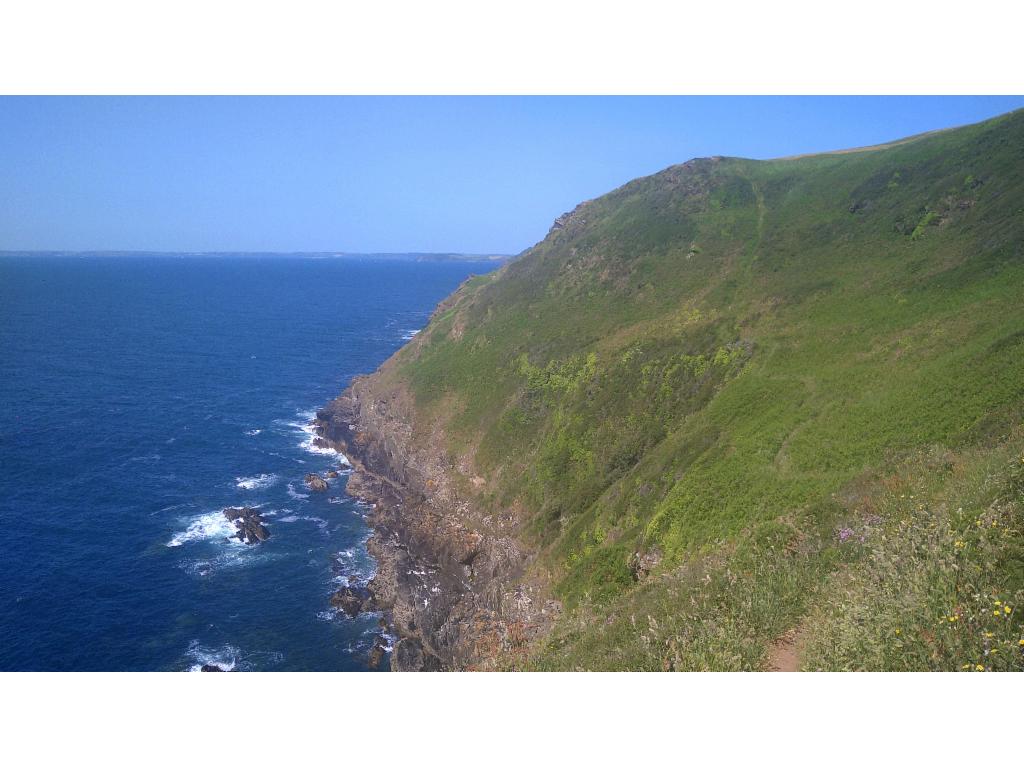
305;473;329;492
325;469;340;479
223;506;270;545
200;664;226;672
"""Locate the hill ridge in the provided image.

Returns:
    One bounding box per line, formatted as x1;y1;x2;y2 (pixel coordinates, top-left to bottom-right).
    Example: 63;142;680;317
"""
319;108;1024;670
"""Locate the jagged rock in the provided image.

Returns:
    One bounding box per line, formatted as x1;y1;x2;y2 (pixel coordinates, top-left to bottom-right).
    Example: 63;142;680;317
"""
392;637;442;672
367;636;388;670
223;506;270;545
304;473;328;491
330;586;375;617
325;469;340;479
200;664;225;672
309;384;557;672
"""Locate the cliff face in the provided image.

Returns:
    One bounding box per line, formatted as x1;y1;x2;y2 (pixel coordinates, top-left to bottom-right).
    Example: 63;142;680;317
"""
315;371;559;670
318;110;1024;671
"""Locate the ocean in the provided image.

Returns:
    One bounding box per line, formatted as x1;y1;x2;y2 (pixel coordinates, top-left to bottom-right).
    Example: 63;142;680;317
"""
0;254;498;671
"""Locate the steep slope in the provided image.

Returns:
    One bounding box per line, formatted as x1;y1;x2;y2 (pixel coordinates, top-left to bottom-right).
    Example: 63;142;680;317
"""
317;109;1024;670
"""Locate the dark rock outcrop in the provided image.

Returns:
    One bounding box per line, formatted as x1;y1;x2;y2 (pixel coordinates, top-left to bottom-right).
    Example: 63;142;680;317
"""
330;585;375;618
223;506;270;545
367;636;388;670
304;473;329;492
200;664;226;672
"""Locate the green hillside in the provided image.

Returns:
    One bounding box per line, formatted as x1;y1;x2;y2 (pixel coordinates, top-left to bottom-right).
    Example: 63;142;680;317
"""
375;110;1024;670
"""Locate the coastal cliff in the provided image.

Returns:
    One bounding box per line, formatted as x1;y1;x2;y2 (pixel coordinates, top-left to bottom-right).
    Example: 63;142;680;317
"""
313;357;559;670
320;110;1024;671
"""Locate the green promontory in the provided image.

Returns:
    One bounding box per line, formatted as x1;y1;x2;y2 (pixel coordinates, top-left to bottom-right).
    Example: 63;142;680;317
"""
352;110;1024;670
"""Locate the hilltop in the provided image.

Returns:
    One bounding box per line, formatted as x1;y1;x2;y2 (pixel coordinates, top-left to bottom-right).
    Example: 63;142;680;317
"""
316;109;1024;670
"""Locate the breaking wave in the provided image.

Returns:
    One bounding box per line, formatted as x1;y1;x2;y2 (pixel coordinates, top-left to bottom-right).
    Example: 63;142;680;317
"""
235;473;277;491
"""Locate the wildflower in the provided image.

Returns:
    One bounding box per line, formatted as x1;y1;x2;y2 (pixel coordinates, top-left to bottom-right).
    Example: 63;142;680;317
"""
1018;639;1024;646
949;615;958;623
984;632;994;638
994;610;1001;616
976;664;985;671
954;540;966;549
1005;606;1012;615
962;664;971;670
894;628;901;636
995;600;1002;606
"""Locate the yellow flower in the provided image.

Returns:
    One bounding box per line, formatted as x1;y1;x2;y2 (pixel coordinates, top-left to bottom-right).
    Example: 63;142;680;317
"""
954;540;966;549
1018;639;1024;646
1005;606;1012;614
895;628;901;635
976;664;985;671
949;615;958;622
994;610;1001;616
995;600;1002;606
962;664;971;670
984;632;994;638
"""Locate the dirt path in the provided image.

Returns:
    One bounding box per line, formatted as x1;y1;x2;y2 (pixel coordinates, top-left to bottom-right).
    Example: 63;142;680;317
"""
766;624;808;672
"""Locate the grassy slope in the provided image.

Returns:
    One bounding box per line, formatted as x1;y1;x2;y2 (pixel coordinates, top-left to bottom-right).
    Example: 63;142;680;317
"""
382;109;1024;669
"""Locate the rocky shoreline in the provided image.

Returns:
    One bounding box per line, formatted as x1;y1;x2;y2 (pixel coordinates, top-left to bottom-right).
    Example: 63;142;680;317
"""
311;375;559;671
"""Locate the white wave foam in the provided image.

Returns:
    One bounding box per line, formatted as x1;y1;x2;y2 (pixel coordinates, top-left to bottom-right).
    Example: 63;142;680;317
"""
331;543;377;586
401;328;421;340
235;473;277;491
167;511;242;547
186;641;239;672
245;429;262;436
184;641;284;672
298;423;337;456
275;408;354;468
286;483;309;501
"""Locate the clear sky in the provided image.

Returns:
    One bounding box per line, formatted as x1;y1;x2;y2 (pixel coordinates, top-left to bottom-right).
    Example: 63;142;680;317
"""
2;96;1022;254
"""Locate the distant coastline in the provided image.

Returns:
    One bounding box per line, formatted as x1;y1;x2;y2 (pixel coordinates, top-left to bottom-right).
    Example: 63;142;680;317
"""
0;250;511;262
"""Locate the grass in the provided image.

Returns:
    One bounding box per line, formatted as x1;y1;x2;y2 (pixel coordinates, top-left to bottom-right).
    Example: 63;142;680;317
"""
368;108;1024;669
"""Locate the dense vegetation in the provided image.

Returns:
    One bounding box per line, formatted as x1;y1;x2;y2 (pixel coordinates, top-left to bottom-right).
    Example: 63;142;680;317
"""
383;110;1024;669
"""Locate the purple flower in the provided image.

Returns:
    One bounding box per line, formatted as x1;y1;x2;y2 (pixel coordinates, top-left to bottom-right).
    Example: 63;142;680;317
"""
837;527;855;542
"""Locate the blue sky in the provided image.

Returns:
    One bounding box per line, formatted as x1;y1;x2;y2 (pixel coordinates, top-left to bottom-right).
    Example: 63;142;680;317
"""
2;96;1022;254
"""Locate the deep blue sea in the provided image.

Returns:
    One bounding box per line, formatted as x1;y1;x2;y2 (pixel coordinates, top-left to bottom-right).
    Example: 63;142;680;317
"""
0;254;497;671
